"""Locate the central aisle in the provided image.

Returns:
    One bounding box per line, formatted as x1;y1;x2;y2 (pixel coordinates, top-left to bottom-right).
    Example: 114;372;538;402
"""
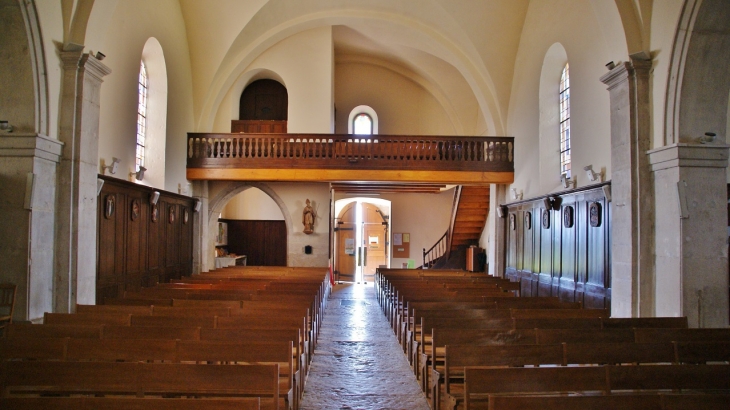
299;283;430;410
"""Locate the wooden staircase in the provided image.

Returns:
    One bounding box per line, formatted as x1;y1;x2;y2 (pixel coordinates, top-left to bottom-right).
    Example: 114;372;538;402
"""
450;186;490;252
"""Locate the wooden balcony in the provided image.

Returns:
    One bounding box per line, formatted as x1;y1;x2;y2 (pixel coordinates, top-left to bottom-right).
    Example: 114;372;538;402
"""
186;133;514;184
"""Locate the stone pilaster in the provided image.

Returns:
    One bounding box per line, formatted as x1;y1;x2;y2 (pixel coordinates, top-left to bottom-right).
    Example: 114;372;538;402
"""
488;184;507;278
600;58;654;317
0;134;63;322
55;52;111;311
649;143;729;328
192;180;209;274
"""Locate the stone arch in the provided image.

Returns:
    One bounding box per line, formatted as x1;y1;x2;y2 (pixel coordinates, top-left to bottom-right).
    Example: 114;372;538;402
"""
229;69;287;121
538;43;569;193
197;4;503;135
206;181;292;268
665;0;730;146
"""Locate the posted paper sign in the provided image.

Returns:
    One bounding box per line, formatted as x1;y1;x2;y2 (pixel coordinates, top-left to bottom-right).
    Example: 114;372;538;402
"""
345;238;355;255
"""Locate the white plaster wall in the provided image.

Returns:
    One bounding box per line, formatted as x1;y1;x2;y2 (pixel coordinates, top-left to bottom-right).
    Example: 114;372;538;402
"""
380;190;454;268
649;1;685;149
0;0;35;133
221;188;285;220
506;0;627;200
335;62;455;135
86;0;194;193
213;27;334;134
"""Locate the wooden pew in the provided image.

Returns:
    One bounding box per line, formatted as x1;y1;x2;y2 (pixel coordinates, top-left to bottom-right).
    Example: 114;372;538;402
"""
102;325;201;340
486;394;727;410
5;323;102;339
0;361;281;410
463;364;730;410
0;397;261;410
177;341;296;410
436;344;564;410
44;312;132;326
634;327;730;343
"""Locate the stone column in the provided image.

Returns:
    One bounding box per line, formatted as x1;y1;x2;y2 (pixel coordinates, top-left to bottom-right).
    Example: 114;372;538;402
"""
192;180;209;274
0;134;63;322
54;52;111;311
649;144;729;328
600;57;654;317
488;184;507;278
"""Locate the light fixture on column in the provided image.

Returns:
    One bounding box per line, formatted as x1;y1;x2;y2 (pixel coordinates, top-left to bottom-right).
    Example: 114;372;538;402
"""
584;165;601;182
131;166;146;181
0;121;13;133
103;157;120;175
605;61;616;70
698;132;716;144
560;173;574;189
194;199;202;212
510;188;522;200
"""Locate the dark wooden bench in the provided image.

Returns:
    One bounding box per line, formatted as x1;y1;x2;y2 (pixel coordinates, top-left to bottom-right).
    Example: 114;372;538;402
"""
463;364;730;410
486;394;730;410
0;397;261;410
0;361;281;410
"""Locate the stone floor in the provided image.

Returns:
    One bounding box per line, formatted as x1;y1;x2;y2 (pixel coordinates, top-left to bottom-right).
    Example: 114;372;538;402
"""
299;282;431;410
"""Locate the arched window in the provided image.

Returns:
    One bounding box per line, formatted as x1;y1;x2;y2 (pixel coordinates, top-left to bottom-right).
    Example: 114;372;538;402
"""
353;113;373;135
135;61;148;172
559;63;571;178
347;105;379;135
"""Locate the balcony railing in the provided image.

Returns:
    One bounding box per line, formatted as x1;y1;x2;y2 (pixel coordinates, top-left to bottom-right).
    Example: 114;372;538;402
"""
187;133;514;173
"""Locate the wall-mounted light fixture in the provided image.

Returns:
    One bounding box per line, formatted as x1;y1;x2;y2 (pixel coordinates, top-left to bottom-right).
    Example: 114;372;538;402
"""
150;191;160;205
560;173;574;189
584;165;601;182
131;166;146;181
605;61;616;70
496;205;507;218
103;157;120;175
97;178;105;196
511;188;523;201
194;199;202;213
543;196;561;211
95;51;106;61
0;121;13;133
698;132;716;144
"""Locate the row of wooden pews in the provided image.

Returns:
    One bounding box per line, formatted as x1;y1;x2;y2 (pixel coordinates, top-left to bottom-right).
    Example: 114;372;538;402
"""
0;266;331;410
375;268;730;410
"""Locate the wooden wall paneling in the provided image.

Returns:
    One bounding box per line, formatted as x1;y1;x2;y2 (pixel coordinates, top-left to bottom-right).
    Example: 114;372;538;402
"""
538;207;553;297
180;206;193;277
586;195;609;309
575;195;589;307
164;202;180;282
147;201;162;288
503;185;611;309
96;176;194;299
97;190;123;304
223;220;286;267
559;198;577;303
124;192;146;293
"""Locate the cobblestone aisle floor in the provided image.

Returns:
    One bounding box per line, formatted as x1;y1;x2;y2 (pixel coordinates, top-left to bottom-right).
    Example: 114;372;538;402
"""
299;282;431;410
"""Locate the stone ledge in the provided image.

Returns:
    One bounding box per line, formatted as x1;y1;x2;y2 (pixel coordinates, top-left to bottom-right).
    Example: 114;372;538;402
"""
648;143;729;171
0;133;64;163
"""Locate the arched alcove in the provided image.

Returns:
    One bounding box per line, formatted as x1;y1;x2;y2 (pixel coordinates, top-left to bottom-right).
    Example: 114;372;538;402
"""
207;182;292;269
538;43;568;192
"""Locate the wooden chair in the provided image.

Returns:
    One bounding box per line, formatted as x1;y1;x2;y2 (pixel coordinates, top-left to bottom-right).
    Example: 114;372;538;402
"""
0;283;17;335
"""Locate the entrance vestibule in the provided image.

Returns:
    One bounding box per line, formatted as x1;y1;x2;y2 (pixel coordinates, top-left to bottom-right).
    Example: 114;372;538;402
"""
334;199;391;283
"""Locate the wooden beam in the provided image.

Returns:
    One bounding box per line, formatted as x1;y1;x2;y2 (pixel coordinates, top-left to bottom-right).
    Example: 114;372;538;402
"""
186;168;514;185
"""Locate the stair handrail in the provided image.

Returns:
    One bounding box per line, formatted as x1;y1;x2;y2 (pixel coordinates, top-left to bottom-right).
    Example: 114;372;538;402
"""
421;185;463;268
445;185;463;262
422;231;448;269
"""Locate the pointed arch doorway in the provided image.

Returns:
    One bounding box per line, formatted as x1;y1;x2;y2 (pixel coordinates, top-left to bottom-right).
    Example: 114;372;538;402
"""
334;198;391;283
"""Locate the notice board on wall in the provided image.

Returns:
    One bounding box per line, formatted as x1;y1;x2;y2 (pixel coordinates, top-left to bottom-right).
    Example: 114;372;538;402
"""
392;233;410;258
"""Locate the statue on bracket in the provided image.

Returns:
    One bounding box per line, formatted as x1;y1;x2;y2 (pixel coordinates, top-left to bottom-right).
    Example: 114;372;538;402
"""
303;199;317;235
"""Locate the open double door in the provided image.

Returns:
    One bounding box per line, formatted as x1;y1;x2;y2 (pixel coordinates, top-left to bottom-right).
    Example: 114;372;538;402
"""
335;202;387;283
